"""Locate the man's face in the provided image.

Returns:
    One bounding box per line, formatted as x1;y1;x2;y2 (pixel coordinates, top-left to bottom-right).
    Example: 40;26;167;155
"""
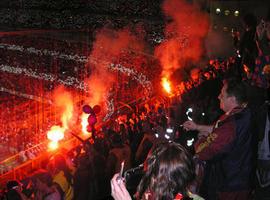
218;84;233;112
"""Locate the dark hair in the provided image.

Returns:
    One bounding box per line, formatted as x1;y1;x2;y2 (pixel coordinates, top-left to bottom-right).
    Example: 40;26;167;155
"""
243;13;257;28
6;180;20;191
111;133;123;146
224;79;247;105
136;142;195;200
31;169;53;187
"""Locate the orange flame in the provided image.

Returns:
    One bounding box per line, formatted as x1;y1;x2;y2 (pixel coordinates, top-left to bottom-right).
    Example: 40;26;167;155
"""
47;88;75;150
162;77;172;94
48;141;59;151
60;99;73;129
47;125;65;142
81;113;90;135
243;64;250;74
53;88;74;129
47;125;65;150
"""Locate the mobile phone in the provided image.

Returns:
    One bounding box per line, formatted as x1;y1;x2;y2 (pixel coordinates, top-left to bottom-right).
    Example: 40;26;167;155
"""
119;161;125;178
117;161;125;183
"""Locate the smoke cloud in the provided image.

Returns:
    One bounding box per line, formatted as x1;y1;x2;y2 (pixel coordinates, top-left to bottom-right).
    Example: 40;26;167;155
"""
155;0;209;79
85;27;145;107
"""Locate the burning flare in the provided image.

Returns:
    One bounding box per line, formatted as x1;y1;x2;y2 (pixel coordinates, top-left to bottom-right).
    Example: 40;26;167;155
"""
243;64;250;74
47;88;74;151
47;125;65;151
48;141;59;151
162;77;172;94
47;125;65;142
81;113;91;135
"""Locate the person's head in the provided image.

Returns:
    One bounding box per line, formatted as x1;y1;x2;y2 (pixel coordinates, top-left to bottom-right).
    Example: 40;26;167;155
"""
31;169;53;193
111;133;123;147
5;180;23;200
243;13;257;30
119;123;126;132
53;153;68;171
218;79;247;112
6;180;21;192
137;142;195;199
263;65;270;100
48;153;73;185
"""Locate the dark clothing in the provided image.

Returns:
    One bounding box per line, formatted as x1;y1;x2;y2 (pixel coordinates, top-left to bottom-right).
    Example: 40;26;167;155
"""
106;144;131;178
196;106;255;199
239;28;258;72
135;133;155;164
254;102;270;199
218;190;252;200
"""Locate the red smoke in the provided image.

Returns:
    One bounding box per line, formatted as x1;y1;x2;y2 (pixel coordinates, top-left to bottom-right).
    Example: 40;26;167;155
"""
155;0;209;78
52;86;74;129
91;27;145;63
85;27;145;111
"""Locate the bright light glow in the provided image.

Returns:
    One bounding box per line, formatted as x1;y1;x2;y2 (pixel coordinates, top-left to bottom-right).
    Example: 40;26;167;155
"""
187;138;194;146
155;133;159;138
48;141;59;151
224;10;230;16
165;134;170;140
216;8;221;14
202;112;205;116
81;113;90;135
47;125;65;142
234;10;239;17
186;107;193;121
162;77;172;94
166;128;173;133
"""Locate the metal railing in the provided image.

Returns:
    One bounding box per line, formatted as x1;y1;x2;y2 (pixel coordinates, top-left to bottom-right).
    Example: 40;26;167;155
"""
0;138;79;188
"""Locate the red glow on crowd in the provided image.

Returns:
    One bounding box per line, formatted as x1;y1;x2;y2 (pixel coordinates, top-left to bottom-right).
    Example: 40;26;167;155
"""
190;68;200;82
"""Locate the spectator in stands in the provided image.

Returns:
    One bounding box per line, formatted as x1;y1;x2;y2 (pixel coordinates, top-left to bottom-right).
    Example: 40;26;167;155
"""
183;79;255;200
5;180;28;200
107;132;131;179
31;169;61;200
73;149;93;200
111;142;201;200
119;123;129;145
47;154;74;200
135;120;156;165
254;100;270;200
254;8;270;88
238;13;258;74
254;67;270;200
256;7;270;56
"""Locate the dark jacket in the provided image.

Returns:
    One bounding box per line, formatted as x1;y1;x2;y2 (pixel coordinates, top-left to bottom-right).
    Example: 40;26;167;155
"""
196;106;255;197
